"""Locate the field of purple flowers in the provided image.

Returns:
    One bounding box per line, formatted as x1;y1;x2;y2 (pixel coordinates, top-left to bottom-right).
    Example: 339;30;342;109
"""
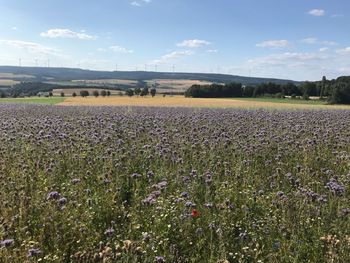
0;104;349;262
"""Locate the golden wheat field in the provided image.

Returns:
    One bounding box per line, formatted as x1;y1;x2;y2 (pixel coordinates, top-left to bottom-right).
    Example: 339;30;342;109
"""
59;96;350;109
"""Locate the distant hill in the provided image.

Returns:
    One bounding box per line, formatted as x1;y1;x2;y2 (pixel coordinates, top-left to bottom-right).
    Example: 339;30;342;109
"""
0;66;298;85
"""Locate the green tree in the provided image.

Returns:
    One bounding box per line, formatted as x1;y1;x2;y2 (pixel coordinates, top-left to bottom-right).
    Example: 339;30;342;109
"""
150;88;156;97
134;87;141;96
60;92;65;97
126;89;134;97
140;87;149;96
80;90;89;97
93;90;99;97
101;90;107;97
328;82;350;104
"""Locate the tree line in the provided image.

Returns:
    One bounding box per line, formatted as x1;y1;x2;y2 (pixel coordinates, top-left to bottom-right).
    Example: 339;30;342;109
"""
185;76;350;104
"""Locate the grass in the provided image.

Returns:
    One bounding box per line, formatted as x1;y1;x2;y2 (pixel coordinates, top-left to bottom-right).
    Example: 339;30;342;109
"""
0;97;66;105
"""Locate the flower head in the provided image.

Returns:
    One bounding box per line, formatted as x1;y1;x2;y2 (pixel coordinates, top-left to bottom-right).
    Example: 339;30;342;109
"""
191;209;200;218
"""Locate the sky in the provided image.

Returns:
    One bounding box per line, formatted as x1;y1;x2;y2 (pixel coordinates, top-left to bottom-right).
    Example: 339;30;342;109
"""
0;0;349;81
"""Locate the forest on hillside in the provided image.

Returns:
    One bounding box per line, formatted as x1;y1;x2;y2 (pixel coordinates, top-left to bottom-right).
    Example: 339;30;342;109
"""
185;76;350;104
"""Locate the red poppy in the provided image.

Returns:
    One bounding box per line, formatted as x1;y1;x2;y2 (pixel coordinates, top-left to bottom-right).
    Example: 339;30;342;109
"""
191;209;200;218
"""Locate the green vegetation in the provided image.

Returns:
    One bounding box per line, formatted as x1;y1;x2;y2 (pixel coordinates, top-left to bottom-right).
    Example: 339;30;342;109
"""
185;76;350;105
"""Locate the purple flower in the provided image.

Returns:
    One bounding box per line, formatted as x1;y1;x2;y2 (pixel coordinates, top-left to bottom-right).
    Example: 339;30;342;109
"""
47;191;60;200
204;203;213;208
154;181;167;190
276;191;287;199
58;197;67;206
185;201;196;208
28;248;42;257
1;239;14;247
131;173;142;179
147;171;154;180
104;228;115;236
155;256;165;263
180;192;189;198
71;178;81;185
341;208;350;216
325;178;345;196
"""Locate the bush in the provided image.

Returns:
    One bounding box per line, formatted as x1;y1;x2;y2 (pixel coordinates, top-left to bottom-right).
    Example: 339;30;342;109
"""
93;90;99;97
100;90;107;97
72;92;77;97
302;93;310;100
60;92;65;97
275;92;284;99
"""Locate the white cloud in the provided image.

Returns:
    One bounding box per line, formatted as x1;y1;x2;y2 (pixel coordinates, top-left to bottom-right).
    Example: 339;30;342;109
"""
336;47;350;54
319;47;329;52
300;38;338;46
240;49;350;80
40;29;95;40
331;14;344;18
177;39;211;48
308;9;325;16
0;40;62;57
131;0;151;6
339;67;350;73
301;37;318;44
152;50;193;64
206;49;218;53
109;45;134;54
247;52;328;68
256;40;289;48
11;27;18;31
322;41;338;46
131;1;141;6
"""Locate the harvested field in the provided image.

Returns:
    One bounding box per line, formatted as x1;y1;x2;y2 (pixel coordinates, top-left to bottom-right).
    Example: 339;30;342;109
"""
59;96;350;109
72;79;138;85
146;79;214;92
0;73;34;79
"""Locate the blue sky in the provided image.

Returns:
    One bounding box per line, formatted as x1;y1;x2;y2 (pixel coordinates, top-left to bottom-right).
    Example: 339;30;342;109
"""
0;0;349;80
